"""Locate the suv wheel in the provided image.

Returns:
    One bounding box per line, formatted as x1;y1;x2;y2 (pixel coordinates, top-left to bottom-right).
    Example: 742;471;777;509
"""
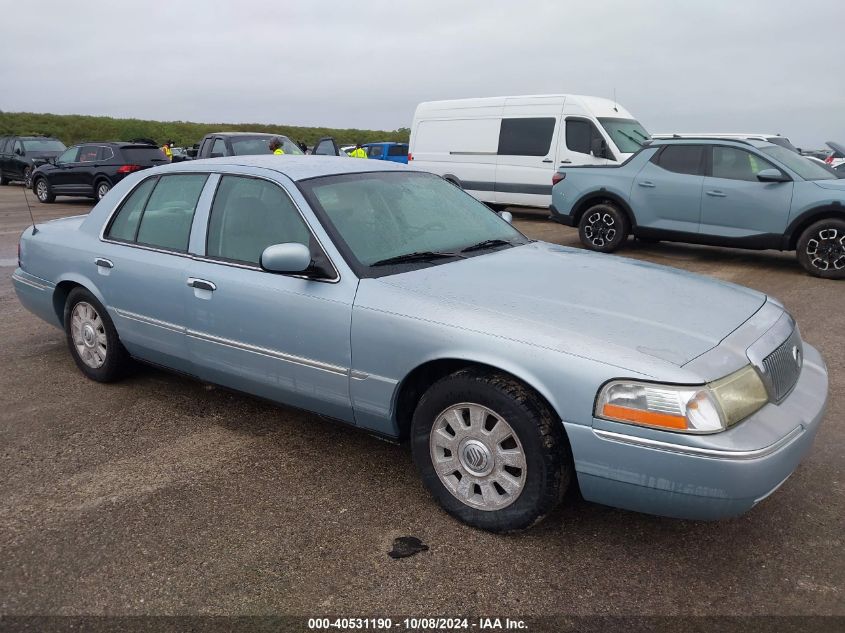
578;202;629;253
411;368;571;532
797;218;845;279
64;288;131;382
34;178;55;203
0;173;7;186
23;166;33;189
95;180;111;200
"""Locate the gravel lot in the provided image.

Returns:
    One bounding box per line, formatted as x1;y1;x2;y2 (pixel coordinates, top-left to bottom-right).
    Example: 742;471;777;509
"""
0;183;842;619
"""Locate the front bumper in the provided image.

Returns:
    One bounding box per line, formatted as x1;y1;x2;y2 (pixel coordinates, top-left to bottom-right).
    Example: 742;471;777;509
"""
564;343;828;520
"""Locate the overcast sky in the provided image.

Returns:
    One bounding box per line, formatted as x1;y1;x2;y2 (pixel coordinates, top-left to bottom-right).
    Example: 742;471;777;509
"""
1;1;842;149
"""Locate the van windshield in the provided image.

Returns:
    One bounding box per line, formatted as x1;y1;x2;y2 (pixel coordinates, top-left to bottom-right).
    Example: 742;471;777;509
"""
598;118;650;154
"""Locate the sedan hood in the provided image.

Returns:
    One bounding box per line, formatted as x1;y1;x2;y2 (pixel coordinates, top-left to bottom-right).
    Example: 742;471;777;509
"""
373;242;767;368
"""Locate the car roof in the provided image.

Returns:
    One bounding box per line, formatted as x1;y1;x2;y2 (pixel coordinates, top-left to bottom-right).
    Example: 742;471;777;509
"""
160;155;409;181
649;137;775;150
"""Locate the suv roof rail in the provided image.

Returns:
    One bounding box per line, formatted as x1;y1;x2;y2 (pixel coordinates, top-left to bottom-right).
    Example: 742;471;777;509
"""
655;136;756;146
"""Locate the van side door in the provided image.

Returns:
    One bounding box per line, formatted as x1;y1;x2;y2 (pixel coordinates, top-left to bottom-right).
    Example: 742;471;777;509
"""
494;117;559;207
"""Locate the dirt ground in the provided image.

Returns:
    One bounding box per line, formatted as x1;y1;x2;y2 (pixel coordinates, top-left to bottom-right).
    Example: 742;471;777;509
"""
0;184;842;619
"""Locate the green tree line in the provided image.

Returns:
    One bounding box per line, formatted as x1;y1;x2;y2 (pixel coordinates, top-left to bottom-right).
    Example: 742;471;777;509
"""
0;111;410;148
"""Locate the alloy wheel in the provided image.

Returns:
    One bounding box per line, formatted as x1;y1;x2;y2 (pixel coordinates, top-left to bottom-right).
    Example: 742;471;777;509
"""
429;402;526;511
24;167;32;189
96;182;110;200
806;228;845;272
70;302;108;369
36;180;49;201
583;211;617;248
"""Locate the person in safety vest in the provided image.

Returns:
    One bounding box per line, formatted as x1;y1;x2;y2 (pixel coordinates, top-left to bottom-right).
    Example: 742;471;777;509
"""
161;140;174;161
349;142;367;159
269;137;285;155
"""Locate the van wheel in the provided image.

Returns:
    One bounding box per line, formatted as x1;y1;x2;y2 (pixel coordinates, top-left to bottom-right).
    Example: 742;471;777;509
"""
578;202;628;253
64;288;131;382
34;178;55;203
797;219;845;279
411;368;571;532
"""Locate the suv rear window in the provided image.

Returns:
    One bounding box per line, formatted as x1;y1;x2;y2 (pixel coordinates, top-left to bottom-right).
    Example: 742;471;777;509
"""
121;146;168;164
654;145;705;176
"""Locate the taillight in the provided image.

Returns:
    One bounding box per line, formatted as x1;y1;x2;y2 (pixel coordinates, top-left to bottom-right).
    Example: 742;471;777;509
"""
117;164;142;174
407;152;413;161
552;172;566;185
825;155;834;165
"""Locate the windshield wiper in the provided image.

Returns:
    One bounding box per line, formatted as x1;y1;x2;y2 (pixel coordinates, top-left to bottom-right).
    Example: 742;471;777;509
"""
460;238;516;253
370;251;465;267
615;129;644;148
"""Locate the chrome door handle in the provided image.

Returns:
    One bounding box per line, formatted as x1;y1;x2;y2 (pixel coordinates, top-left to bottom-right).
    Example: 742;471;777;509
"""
706;190;727;197
187;278;216;292
542;158;554;163
560;159;572;164
638;181;656;188
95;257;113;269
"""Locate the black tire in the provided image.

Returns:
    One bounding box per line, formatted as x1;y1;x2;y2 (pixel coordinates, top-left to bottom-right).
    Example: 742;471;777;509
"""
796;218;845;280
23;166;33;189
95;179;112;201
411;368;572;532
64;287;131;382
0;173;8;186
577;202;629;253
34;177;55;203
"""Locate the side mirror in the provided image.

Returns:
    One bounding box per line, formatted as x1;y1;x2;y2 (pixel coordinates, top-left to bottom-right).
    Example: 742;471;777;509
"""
757;168;790;183
590;137;607;158
498;210;513;225
260;242;312;274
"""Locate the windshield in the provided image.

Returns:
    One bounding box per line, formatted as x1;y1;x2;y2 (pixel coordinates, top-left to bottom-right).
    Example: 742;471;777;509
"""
230;136;304;156
21;138;66;152
598;118;650;154
300;171;528;274
760;145;837;181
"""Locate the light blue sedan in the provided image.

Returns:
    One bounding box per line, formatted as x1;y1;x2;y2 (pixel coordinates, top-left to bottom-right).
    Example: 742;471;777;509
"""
13;156;828;531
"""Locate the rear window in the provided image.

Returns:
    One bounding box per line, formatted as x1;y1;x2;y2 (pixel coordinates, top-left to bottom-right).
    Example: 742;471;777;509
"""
387;144;408;157
121;146;168;164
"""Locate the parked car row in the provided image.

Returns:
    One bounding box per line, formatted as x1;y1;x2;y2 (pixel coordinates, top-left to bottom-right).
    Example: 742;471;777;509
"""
0;135;67;188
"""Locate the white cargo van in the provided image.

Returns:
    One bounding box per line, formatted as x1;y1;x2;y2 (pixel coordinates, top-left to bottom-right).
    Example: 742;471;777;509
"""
408;94;650;209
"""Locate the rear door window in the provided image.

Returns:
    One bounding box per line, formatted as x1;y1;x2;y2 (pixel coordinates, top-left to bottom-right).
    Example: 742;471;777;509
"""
654;145;705;175
135;174;208;252
106;177;158;242
210;138;229;157
498;118;556;156
78;145;99;162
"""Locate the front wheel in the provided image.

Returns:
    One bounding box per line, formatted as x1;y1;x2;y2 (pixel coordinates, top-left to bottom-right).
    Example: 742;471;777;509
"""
796;218;845;279
411;368;571;532
578;203;629;253
64;288;131;382
34;178;55;203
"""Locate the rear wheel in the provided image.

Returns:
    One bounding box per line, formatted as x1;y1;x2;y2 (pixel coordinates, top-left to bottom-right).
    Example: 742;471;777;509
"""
411;368;571;532
64;288;131;382
578;202;628;252
0;173;7;186
34;177;55;203
796;218;845;279
23;166;33;189
95;179;111;201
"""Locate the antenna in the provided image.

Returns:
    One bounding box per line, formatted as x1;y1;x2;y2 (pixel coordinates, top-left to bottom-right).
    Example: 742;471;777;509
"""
22;185;38;235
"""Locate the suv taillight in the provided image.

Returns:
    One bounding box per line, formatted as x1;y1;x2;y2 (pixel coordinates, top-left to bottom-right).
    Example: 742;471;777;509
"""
117;164;142;174
552;172;566;185
407;152;413;161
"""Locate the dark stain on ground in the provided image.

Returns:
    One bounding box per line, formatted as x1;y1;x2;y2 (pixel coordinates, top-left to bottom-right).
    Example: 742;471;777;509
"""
388;536;429;559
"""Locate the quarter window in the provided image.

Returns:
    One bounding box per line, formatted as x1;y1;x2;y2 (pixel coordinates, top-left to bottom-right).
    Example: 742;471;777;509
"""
97;146;115;161
498;118;556;156
106;177;157;242
206;176;311;265
712;147;777;182
135;174;208;251
654;145;705;176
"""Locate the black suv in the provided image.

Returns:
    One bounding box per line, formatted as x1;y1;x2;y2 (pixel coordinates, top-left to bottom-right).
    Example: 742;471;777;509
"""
31;142;168;203
0;135;66;188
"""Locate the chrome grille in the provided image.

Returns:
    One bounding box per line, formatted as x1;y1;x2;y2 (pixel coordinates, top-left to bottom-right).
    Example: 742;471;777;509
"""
761;328;802;402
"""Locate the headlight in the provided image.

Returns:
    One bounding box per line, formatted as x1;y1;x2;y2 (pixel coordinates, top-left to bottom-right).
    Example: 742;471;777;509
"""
596;365;769;434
